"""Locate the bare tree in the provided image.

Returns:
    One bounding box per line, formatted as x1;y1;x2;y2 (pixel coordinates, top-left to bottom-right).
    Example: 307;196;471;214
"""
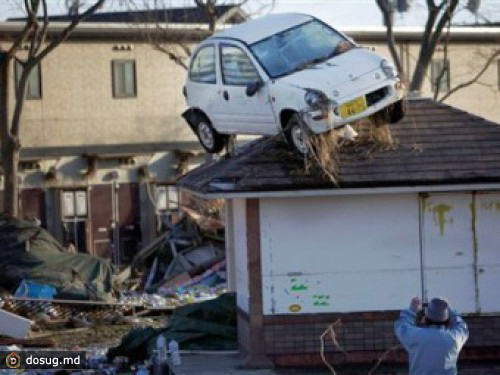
376;0;460;92
0;0;106;217
126;0;270;71
376;0;500;103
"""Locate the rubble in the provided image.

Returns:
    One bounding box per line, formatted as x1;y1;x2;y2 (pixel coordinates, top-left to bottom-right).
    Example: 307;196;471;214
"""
0;199;228;373
0;215;114;302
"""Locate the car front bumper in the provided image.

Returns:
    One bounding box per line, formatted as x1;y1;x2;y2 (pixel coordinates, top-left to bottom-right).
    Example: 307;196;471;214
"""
301;84;403;135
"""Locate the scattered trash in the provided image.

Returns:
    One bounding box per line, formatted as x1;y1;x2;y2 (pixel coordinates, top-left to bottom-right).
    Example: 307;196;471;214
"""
15;280;57;299
0;308;32;339
108;293;237;364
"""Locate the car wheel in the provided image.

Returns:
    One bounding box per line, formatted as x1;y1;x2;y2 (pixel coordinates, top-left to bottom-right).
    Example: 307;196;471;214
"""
196;118;228;153
285;114;309;155
388;99;406;124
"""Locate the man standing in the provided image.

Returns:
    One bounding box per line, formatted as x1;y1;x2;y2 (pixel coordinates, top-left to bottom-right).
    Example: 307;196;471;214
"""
394;297;469;375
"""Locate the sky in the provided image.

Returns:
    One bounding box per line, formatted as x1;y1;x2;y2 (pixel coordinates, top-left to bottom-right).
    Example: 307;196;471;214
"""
1;0;499;27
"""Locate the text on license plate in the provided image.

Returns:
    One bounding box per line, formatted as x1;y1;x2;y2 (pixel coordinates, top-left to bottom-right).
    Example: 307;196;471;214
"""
339;96;368;119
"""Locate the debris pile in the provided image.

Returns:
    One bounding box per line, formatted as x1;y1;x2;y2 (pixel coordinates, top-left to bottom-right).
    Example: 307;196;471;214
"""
128;210;226;305
0;214;114;301
0;203;229;372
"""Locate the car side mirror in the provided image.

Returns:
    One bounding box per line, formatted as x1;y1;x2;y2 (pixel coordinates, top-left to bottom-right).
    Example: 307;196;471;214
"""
246;81;262;97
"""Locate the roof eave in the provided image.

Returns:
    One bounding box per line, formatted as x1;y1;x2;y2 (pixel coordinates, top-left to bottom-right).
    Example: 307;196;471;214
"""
179;182;500;200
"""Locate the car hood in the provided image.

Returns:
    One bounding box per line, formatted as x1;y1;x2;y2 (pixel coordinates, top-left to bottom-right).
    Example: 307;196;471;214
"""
277;48;384;93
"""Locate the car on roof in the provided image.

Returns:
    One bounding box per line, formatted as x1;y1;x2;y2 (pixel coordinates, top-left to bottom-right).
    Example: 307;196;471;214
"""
182;13;405;154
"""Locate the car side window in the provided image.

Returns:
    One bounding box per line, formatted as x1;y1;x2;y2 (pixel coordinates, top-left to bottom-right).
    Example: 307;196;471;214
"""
221;45;260;86
189;45;216;84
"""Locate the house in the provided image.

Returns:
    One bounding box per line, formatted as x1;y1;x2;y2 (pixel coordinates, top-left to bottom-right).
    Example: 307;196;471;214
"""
0;6;249;264
0;18;215;263
177;98;500;368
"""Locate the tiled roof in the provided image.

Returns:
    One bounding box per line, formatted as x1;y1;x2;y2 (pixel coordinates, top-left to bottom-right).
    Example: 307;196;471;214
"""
178;99;500;195
8;5;243;24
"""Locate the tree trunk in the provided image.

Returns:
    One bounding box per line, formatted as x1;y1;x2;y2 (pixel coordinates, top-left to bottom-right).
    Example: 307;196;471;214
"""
2;143;20;218
0;55;20;218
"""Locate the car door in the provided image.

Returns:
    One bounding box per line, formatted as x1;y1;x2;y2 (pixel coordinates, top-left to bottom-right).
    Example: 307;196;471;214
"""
185;43;219;124
213;42;276;134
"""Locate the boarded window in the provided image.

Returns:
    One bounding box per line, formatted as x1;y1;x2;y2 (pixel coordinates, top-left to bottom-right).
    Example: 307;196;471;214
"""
431;59;450;93
15;61;42;99
189;45;216;84
112;60;137;98
221;45;260;86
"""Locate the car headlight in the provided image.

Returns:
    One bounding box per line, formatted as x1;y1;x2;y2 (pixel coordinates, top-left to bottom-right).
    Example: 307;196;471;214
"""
304;89;330;109
380;59;397;79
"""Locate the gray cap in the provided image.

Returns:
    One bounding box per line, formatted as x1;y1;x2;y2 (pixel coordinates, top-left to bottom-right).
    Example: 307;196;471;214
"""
425;298;449;322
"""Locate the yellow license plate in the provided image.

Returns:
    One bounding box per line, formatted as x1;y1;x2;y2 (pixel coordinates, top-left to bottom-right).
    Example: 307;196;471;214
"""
339;96;368;119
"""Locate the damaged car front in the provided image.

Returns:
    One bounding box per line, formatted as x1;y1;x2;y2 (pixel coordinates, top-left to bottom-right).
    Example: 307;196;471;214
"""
183;14;405;154
250;18;405;153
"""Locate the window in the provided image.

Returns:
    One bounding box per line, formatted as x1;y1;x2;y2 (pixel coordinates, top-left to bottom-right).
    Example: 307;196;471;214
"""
112;60;137;98
61;190;88;253
250;19;353;78
15;61;42;99
431;59;450;93
189;45;216;84
221;45;260;86
156;185;179;211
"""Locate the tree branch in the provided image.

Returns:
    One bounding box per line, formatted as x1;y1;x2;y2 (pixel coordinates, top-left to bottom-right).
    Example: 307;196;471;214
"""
34;0;106;63
375;0;404;77
439;49;500;102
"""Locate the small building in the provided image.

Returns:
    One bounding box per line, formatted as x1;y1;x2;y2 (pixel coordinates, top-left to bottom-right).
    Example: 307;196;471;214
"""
178;98;500;368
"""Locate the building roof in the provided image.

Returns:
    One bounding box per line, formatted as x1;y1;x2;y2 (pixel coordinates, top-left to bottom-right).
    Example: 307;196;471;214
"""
209;13;312;44
8;5;246;25
178;99;500;197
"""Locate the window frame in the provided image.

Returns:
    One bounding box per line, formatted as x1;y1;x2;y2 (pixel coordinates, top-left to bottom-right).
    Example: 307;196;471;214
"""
219;43;262;87
155;184;180;212
431;58;451;93
111;59;137;98
188;44;217;85
14;61;42;100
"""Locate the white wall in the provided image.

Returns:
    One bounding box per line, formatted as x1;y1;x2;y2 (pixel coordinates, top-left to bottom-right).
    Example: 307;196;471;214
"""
233;198;250;313
259;194;422;314
258;191;500;315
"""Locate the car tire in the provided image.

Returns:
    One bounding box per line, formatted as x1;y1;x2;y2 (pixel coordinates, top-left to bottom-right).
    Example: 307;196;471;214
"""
284;114;310;155
195;117;228;153
371;99;406;126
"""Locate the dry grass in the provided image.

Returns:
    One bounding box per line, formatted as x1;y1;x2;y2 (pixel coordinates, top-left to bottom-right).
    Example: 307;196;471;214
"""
303;116;397;185
319;320;402;375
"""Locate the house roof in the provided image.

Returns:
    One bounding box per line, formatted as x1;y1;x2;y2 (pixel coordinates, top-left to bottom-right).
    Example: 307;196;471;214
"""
8;5;246;25
209;13;312;44
178;99;500;197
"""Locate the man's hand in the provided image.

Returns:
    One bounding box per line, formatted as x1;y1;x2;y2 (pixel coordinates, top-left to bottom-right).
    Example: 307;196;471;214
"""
410;297;422;313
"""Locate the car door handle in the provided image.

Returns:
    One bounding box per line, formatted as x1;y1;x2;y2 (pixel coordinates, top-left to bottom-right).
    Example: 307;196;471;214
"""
223;91;229;101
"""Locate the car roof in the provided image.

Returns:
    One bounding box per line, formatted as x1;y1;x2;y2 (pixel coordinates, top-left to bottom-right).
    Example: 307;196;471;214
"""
209;13;314;45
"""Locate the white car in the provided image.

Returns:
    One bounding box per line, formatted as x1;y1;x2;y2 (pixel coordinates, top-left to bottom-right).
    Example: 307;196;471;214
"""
183;13;405;154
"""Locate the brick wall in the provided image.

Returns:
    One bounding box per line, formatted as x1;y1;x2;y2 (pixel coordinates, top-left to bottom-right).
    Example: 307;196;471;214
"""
242;311;500;368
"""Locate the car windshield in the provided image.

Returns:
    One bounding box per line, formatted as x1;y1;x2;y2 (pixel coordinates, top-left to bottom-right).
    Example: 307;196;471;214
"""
250;20;354;78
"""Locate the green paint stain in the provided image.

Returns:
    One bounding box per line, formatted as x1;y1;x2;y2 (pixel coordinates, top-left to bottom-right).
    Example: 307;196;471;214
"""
432;203;453;236
291;284;308;291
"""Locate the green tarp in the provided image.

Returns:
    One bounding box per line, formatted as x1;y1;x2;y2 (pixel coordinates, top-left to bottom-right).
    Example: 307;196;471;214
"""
0;215;114;301
108;293;237;363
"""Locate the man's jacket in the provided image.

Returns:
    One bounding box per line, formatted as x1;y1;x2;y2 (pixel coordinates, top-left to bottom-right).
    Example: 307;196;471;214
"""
394;308;469;375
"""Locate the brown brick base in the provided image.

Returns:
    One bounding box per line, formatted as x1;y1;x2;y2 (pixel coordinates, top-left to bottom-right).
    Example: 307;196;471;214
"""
241;311;500;368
